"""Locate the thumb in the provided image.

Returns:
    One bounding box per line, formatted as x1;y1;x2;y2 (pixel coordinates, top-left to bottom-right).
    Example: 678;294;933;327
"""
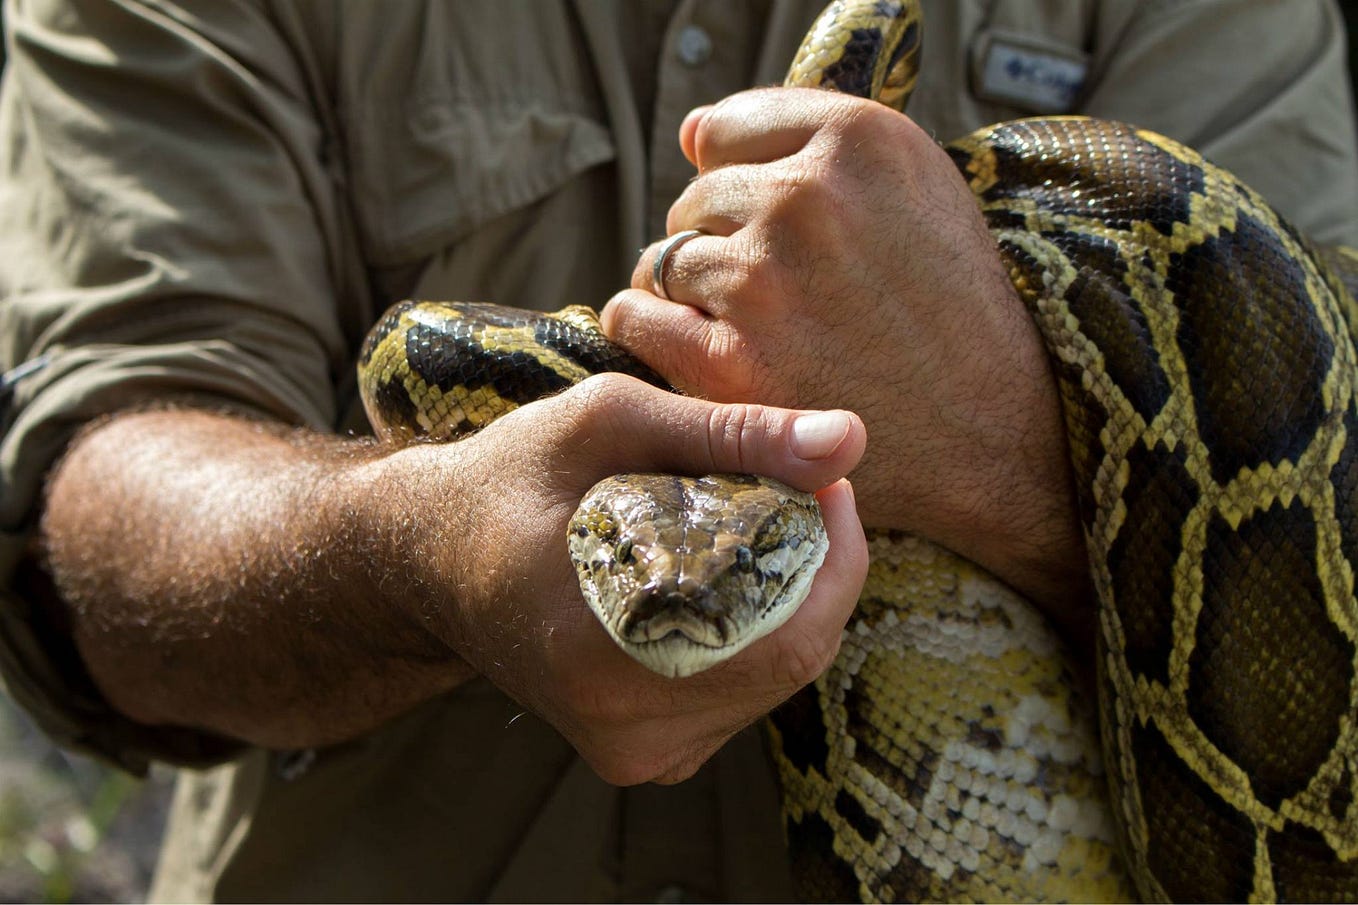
555;373;866;494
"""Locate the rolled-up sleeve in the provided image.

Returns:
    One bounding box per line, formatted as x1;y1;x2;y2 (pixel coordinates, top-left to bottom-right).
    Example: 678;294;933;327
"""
0;0;365;768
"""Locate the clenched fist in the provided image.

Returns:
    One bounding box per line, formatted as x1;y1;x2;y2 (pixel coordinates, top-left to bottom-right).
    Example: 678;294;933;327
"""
604;87;1090;632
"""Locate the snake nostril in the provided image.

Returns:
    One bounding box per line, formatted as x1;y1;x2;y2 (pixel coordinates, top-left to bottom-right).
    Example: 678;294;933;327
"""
621;585;725;644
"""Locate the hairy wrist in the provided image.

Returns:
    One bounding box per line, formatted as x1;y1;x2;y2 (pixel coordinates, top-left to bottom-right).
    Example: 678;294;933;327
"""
338;441;482;649
934;326;1093;642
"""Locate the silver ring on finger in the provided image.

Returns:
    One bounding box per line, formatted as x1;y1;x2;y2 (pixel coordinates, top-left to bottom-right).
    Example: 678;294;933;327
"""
652;228;705;301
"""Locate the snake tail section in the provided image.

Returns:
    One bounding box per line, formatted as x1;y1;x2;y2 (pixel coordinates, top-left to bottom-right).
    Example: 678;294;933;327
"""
357;300;665;444
788;0;922;112
770;532;1136;902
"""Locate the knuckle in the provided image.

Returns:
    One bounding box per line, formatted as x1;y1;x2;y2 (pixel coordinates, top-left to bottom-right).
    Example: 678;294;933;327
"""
756;164;848;265
775;628;841;688
652;750;709;786
701;325;756;386
564;694;691;787
563;373;635;424
692;91;757;163
763;162;829;220
705;401;775;472
557;667;639;727
691;109;733;169
691;105;721;163
663;320;756;401
666;177;708;229
630;251;654;291
548;373;644;455
829;94;912;145
729;241;783;306
585;746;667;788
706;403;748;471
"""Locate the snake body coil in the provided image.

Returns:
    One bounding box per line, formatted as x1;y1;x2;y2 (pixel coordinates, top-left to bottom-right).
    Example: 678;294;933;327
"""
358;1;1358;900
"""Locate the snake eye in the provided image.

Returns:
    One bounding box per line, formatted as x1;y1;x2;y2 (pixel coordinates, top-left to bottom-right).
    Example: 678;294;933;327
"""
735;545;755;573
615;538;634;564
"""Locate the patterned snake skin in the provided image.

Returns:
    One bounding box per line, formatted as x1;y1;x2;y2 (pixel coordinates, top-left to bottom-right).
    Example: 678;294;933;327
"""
358;1;1358;900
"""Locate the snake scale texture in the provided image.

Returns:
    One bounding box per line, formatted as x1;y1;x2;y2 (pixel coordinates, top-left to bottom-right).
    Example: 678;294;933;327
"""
357;0;1358;900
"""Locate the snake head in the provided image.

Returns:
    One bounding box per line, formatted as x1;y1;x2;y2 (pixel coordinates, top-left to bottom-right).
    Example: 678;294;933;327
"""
567;473;828;678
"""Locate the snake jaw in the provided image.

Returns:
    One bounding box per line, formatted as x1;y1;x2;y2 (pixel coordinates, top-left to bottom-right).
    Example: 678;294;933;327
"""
568;473;829;678
619;581;730;645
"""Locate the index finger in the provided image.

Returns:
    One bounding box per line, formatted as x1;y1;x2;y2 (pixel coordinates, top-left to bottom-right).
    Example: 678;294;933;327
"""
682;87;849;172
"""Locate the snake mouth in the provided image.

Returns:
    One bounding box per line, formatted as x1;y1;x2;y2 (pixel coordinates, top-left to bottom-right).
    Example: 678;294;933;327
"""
566;473;829;679
619;627;743;679
608;585;758;678
619;586;732;648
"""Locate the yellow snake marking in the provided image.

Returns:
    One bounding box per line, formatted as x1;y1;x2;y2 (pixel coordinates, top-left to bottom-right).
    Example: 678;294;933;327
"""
770;534;1132;901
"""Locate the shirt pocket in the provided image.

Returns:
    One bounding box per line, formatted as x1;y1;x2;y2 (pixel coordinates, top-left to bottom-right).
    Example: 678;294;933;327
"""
335;2;616;268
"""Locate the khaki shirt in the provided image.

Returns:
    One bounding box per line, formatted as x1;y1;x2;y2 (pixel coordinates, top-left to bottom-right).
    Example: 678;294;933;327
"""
1;0;1355;900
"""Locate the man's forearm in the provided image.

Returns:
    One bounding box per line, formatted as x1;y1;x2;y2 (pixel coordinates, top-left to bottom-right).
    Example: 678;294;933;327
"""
38;407;473;750
34;375;871;785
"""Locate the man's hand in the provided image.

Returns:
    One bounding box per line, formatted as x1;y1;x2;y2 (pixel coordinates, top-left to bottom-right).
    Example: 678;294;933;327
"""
42;376;867;783
360;373;867;784
602;88;1089;628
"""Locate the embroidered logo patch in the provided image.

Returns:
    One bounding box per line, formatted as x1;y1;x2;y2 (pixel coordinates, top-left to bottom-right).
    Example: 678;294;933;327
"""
972;30;1089;114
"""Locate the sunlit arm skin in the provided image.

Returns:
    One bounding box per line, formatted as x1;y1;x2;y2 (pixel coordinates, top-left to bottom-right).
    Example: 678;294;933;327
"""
38;375;869;783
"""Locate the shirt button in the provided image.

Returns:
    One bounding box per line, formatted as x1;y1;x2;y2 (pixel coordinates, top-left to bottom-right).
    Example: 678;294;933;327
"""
676;25;713;67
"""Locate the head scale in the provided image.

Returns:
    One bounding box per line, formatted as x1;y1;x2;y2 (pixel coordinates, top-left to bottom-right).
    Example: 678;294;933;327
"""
567;473;829;677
